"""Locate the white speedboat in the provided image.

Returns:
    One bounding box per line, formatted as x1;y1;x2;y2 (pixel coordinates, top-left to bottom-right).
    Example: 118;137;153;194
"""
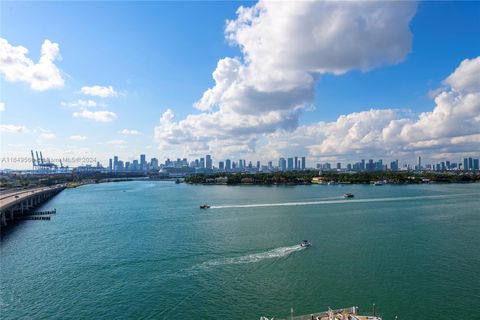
300;240;311;247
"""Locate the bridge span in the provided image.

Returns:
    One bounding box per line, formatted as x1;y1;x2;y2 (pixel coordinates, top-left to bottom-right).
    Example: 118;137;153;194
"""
0;185;65;228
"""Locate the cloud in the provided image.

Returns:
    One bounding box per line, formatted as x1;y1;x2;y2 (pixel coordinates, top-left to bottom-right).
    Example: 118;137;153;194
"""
444;56;480;93
156;55;480;162
265;57;480;161
61;99;98;108
69;135;87;141
80;85;118;98
73;110;117;122
0;124;29;133
155;1;417;158
0;38;64;90
196;1;415;113
39;132;56;140
36;128;56;141
0;102;5;112
121;129;140;135
107;139;126;145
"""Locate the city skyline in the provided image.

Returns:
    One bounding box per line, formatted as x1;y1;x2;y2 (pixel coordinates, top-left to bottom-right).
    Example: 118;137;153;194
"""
25;151;477;175
1;1;480;169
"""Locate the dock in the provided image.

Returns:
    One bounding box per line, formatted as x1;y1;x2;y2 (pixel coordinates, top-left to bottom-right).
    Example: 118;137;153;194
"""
265;306;382;320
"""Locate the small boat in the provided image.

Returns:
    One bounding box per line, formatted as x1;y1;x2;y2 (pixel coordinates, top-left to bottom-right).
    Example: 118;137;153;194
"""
300;240;311;247
199;204;210;209
343;193;354;198
175;179;181;184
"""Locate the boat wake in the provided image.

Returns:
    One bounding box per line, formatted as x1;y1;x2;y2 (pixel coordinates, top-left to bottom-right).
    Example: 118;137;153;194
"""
195;245;305;271
210;194;467;209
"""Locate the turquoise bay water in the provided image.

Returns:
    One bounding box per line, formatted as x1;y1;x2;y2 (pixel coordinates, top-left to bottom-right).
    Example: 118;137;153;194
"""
1;182;479;319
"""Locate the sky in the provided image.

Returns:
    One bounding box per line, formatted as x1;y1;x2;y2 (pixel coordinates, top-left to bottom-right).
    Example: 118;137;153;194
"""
1;1;479;169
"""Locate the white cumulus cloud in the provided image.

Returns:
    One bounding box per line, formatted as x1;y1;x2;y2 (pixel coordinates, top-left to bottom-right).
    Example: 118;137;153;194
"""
121;129;140;135
0;124;29;133
0;38;64;90
444;56;480;93
73;110;117;122
155;1;417;158
266;57;480;161
69;135;87;141
81;85;118;98
0;102;5;112
107;139;126;145
39;132;56;140
61;99;98;108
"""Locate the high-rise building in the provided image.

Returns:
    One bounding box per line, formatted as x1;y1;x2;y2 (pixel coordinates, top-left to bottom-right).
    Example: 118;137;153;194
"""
140;154;146;170
301;157;306;170
336;162;341;170
294;156;298;170
418;156;422;170
468;157;473;171
117;160;124;171
361;159;365;171
390;160;399;171
109;158;113;172
132;160;139;171
113;156;119;171
367;159;374;171
150;158;159;170
287;158;294;171
225;159;231;171
256;161;260;170
463;158;469;171
279;158;286;171
268;161;273;170
206;155;212;170
200;158;205;169
219;161;225;171
473;159;479;170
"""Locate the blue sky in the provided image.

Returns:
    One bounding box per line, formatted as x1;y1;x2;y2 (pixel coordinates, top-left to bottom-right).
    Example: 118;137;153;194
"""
1;1;479;169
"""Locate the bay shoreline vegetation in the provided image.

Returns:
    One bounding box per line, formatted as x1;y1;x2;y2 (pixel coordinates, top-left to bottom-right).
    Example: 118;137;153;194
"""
185;171;479;185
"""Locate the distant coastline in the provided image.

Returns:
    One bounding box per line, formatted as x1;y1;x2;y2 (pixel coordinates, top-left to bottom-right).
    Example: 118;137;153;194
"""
184;171;480;185
1;170;479;191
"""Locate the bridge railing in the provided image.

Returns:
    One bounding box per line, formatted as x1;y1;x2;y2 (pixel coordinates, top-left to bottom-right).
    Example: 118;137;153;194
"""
0;185;64;201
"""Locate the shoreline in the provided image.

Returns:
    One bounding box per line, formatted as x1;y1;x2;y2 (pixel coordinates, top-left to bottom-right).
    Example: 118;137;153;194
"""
184;171;480;186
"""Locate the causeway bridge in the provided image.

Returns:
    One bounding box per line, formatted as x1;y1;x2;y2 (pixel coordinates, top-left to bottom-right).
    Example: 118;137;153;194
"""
0;185;65;228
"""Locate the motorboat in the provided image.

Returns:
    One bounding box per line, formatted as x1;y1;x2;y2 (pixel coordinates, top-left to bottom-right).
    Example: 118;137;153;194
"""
300;240;311;247
200;204;210;209
343;193;354;198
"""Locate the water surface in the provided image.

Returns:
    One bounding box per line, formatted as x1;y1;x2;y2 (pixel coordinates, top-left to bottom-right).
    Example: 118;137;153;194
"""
1;182;479;319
